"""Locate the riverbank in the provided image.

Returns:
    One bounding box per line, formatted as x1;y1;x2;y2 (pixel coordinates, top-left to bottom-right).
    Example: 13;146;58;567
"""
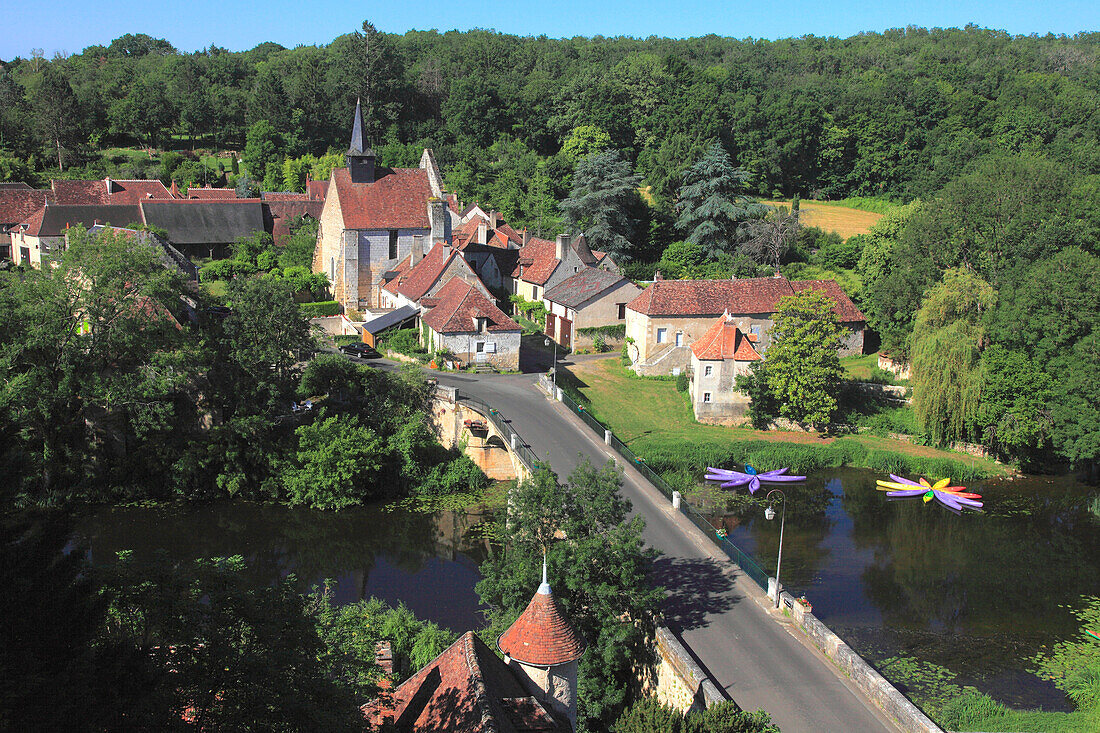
560;357;1008;483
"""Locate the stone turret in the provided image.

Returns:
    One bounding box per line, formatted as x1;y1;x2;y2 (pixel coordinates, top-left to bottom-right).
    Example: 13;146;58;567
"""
346;98;375;184
498;558;586;730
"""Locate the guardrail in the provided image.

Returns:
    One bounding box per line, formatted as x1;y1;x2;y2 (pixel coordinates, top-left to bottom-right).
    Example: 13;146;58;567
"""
455;393;541;473
548;380;772;593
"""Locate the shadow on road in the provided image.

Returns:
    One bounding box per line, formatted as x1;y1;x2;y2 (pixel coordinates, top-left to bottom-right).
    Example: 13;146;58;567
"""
652;556;742;632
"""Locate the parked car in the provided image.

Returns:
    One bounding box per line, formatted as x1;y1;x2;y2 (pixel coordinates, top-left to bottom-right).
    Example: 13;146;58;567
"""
339;342;380;359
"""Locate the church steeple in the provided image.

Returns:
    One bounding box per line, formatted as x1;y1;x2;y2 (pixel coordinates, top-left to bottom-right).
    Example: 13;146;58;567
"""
346;98;375;184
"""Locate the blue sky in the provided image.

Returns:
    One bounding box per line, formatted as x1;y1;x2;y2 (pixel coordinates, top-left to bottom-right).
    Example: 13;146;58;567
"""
3;0;1098;59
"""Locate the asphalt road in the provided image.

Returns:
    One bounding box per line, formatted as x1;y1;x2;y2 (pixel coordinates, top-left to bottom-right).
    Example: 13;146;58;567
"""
362;355;896;732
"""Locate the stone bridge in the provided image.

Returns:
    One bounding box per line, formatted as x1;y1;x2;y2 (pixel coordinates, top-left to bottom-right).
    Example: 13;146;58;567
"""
431;385;534;482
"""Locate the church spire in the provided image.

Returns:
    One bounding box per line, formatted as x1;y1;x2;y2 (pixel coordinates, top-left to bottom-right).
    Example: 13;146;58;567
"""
346;98;375;184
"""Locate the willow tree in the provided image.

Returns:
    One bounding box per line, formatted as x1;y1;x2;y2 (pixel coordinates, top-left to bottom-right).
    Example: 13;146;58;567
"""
911;268;996;445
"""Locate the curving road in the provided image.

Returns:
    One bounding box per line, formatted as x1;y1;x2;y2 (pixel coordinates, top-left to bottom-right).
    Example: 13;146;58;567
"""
365;355;897;732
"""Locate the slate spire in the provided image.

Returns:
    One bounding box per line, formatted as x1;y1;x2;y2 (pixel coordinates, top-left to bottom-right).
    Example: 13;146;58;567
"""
346;98;376;183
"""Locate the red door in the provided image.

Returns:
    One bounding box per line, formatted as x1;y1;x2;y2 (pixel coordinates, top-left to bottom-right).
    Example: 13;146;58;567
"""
560;317;572;349
545;312;555;337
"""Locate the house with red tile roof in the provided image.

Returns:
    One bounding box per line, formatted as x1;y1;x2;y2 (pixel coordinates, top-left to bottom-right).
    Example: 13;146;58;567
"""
542;267;641;351
420;277;522;371
625;276;865;375
312;100;451;312
10;204;143;267
184;186;238;200
50;177;173;205
512;234;617;304
379;241;492;311
0;186;51;260
362;569;580;732
688;313;762;423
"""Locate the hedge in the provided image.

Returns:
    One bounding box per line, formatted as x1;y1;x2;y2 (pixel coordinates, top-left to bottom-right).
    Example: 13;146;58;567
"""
299;300;341;317
577;324;626;339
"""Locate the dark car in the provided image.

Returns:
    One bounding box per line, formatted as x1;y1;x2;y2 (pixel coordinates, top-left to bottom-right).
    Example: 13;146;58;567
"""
339;342;379;359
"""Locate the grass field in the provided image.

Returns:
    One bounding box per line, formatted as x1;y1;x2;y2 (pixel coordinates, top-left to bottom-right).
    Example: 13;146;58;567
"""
764;200;884;239
561;357;1005;477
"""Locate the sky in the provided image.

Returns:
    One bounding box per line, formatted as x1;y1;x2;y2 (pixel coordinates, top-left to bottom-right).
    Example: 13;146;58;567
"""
3;0;1098;59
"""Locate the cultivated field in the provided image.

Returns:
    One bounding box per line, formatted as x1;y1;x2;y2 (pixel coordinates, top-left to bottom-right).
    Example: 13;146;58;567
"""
764;200;883;239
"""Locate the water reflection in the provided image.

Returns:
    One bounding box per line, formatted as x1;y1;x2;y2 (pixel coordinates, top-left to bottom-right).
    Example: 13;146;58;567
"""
694;467;1100;709
74;502;490;633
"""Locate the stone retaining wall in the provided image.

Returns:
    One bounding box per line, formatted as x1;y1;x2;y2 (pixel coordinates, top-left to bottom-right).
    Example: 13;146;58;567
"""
647;627;725;714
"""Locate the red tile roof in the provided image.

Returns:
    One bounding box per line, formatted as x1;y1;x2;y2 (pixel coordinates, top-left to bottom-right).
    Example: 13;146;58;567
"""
0;188;50;226
186;187;238;200
543;267;630;309
307;179;328;201
362;631;563;733
52;178;173;205
383;242;475;301
627;277;865;322
262;191;309;201
498;585;585;667
691;315;762;361
422;277;521;334
512;237;559;284
331;167;431;230
265;200;324;247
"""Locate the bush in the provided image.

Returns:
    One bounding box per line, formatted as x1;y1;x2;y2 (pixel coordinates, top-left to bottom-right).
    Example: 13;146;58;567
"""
299;300;341;317
675;371;688;392
380;328;430;361
201;259;256;281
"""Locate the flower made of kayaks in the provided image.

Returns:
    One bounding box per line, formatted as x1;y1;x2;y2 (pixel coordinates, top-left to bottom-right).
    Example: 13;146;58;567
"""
705;464;806;494
875;474;983;513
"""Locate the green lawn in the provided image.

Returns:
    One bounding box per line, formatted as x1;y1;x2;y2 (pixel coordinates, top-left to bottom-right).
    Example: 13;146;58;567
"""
840;352;880;380
563;357;1006;479
201;279;228;300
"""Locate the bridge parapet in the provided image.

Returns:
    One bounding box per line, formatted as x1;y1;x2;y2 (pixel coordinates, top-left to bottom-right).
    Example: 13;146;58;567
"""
431;387;536;482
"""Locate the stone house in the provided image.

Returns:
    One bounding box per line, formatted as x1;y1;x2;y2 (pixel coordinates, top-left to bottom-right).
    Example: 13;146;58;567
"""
542;267;642;350
379;240;492;311
625;276;865;376
688;313;762;423
420;277;522;371
362;573;583;732
312;100;451;311
511;233;617;303
0;185;50;260
10;204;142;266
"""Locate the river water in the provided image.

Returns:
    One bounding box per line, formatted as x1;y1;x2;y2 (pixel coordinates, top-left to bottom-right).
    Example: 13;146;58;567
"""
693;466;1100;711
76;467;1099;713
74;502;491;633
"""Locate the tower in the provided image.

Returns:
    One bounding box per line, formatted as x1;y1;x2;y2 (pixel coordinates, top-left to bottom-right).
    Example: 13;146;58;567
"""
497;559;586;731
346;98;375;184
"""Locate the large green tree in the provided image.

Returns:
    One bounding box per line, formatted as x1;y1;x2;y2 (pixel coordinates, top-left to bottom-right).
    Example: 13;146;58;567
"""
675;142;764;259
762;289;847;425
560;150;642;261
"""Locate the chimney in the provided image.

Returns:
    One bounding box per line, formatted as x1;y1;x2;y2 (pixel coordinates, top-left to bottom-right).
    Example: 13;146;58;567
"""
411;235;424;266
522;228;529;246
654;270;663;281
489;210;500;229
555;233;568;261
477;220;487;245
428;198;448;244
104;176;115;194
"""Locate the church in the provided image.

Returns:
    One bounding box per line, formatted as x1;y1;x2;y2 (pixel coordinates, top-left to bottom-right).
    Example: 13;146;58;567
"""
313;101;452;311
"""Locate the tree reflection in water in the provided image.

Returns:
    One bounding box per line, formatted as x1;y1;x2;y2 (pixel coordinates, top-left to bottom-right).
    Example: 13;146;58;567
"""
74;501;491;632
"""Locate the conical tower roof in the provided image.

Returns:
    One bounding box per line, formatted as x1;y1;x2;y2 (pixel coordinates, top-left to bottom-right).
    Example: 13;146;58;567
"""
348;98;373;156
498;561;586;666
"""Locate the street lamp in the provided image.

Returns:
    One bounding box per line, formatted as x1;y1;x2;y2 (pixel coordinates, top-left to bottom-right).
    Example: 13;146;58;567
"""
544;337;558;393
764;488;786;609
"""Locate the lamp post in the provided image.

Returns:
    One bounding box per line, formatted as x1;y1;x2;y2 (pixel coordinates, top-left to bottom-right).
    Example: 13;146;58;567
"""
764;488;786;609
544;337;558;393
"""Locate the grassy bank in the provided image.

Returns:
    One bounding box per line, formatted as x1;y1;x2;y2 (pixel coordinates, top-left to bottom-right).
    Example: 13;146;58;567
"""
560;357;1005;484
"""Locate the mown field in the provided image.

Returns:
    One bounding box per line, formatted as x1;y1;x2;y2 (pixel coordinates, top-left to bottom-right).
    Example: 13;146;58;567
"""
764;199;884;239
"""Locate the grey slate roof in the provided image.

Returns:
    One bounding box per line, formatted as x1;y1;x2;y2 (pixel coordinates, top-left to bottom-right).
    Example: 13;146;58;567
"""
141;201;265;245
31;205;143;237
362;304;419;335
543;266;630;309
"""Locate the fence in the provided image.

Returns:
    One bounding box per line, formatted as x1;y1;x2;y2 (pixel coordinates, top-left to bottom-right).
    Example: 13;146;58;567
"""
554;387;772;593
456;394;541;473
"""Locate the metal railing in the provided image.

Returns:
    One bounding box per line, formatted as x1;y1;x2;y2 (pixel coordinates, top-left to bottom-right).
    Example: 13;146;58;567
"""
555;387;772;592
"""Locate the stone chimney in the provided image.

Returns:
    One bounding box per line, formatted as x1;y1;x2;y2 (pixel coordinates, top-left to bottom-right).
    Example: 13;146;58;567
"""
522;228;530;246
654;270;663;281
555;233;569;262
489;210;500;229
411;235;424;266
477;220;488;245
428;198;448;244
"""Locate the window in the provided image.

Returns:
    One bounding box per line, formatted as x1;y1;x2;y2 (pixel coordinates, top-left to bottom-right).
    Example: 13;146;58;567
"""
330;257;335;282
704;365;713;377
657;328;668;343
703;392;712;403
476;342;484;352
617;303;626;319
751;324;761;336
675;332;683;347
574;266;579;273
388;230;398;260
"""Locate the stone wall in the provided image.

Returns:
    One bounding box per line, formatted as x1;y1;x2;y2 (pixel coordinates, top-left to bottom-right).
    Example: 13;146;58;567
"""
435;329;521;371
646;627;724;714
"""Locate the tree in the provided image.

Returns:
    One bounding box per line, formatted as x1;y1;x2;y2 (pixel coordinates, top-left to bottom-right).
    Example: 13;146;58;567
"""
675;142;765;259
561;125;612;162
972;346;1054;464
560;150;642;261
29;65;79;170
910;268;996;446
763;289;846;425
613;696;778;733
738;207;800;272
477;460;662;730
242;119;282;182
284;413;387;509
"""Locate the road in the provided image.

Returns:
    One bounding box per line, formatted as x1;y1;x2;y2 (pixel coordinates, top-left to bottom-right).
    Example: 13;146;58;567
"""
365;355;896;732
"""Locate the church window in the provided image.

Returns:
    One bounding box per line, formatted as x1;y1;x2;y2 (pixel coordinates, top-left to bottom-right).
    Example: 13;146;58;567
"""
388;230;398;260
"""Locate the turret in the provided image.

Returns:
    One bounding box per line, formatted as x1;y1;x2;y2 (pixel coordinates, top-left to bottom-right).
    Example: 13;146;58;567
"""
346;98;375;184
